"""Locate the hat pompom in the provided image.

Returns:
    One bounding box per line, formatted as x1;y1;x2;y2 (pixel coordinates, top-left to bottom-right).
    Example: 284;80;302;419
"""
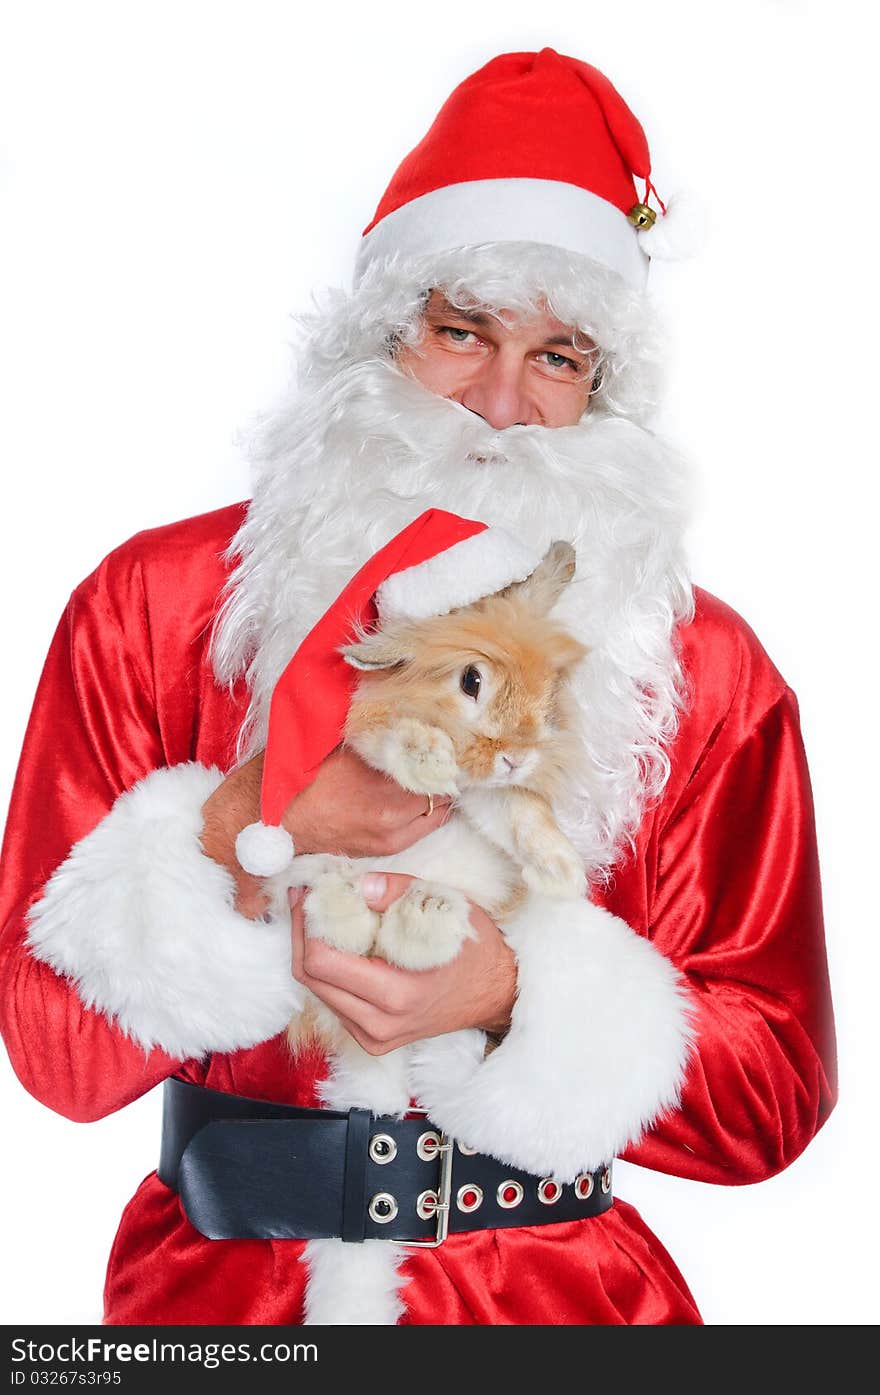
235;821;295;877
639;190;705;262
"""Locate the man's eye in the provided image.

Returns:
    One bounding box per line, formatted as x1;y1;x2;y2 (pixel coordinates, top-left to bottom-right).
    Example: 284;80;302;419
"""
540;351;579;372
439;326;477;344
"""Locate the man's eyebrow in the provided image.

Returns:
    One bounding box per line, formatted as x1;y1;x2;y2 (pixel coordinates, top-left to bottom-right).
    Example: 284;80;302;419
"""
543;333;580;349
426;300;494;329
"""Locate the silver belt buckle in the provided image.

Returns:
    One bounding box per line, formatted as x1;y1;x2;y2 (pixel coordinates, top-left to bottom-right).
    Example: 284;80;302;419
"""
391;1127;454;1249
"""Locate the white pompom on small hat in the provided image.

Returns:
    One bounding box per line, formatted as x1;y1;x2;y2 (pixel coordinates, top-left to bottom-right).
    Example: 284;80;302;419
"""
235;509;543;877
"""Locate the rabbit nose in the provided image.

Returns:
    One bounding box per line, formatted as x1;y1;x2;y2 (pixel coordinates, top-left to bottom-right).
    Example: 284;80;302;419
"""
502;755;520;772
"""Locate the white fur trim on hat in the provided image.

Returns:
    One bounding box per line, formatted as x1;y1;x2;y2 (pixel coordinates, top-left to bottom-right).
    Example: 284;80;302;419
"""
25;762;303;1059
408;896;694;1181
376;526;543;623
356;178;650;292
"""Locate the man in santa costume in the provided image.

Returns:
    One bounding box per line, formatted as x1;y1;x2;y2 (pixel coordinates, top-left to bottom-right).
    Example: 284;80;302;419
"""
0;49;836;1325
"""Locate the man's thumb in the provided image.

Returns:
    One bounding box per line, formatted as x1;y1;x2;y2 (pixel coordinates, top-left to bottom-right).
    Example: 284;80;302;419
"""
360;871;414;910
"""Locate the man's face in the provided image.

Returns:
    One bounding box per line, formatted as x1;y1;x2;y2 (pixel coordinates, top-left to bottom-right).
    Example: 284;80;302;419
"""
397;291;598;429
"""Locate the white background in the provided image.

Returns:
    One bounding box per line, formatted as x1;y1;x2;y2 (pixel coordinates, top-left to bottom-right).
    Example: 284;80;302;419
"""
0;0;876;1326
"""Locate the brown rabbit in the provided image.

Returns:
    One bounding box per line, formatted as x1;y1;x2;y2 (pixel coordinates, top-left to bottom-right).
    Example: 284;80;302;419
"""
279;540;588;1040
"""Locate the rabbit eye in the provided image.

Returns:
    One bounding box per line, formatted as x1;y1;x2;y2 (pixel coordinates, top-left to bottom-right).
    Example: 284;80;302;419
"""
460;665;482;700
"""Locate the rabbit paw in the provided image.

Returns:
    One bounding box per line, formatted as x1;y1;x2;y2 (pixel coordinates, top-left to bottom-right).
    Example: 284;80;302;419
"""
303;869;380;955
522;836;588;901
378;718;460;796
375;881;473;970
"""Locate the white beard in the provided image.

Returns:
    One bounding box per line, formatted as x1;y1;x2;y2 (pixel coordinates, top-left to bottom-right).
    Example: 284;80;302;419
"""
212;359;693;881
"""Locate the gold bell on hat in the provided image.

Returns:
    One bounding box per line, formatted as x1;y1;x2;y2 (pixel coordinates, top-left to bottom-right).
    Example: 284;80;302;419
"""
627;203;657;230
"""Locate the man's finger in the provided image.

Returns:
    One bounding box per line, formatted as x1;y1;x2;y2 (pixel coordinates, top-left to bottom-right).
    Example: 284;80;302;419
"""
234;876;271;919
360;871;418;911
290;886;421;1008
332;1013;408;1056
401;791;454;816
292;925;409;1032
300;976;389;1035
304;936;417;1010
403;798;454;839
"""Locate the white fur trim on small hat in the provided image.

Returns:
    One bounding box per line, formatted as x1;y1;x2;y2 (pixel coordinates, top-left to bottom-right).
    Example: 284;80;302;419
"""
376;526;543;623
236;821;296;877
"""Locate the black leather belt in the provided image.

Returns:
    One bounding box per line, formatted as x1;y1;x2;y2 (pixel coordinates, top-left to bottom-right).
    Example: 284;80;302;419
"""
158;1077;613;1245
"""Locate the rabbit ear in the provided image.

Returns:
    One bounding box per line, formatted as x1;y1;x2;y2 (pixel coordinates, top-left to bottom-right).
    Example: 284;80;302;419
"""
505;540;576;614
340;630;412;671
549;631;590;674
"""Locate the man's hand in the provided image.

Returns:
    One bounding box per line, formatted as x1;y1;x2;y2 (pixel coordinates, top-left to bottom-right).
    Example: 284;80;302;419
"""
200;748;453;916
200;752;270;917
290;872;517;1053
286;747;453;858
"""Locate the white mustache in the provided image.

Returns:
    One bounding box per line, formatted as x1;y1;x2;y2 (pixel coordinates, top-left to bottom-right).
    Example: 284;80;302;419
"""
310;361;687;567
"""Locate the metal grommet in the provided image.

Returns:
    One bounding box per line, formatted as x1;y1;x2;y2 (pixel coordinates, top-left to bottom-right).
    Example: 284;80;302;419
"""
456;1184;483;1213
368;1133;397;1165
574;1173;595;1200
496;1180;524;1209
537;1178;562;1205
368;1192;399;1224
457;1141;478;1156
601;1166;612;1195
416;1189;439;1220
417;1130;442;1161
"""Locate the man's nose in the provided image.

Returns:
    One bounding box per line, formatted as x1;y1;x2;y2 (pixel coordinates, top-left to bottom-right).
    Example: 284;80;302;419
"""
459;352;533;429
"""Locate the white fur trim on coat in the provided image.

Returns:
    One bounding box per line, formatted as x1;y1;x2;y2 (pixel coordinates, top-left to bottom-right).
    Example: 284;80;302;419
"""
301;1239;408;1326
408;896;694;1181
376;526;543;622
25;763;303;1059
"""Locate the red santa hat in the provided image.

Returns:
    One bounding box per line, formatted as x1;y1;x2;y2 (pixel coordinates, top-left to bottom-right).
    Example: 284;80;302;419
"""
235;509;543;876
355;47;684;294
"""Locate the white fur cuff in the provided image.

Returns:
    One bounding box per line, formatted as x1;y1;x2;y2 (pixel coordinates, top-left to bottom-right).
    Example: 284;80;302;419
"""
409;899;694;1181
26;763;303;1059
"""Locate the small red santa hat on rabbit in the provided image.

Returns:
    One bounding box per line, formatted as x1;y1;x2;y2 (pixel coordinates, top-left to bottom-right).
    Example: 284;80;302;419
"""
235;510;544;877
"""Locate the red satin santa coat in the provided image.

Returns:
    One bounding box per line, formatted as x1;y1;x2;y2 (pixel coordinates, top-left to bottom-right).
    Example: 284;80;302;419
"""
0;504;837;1325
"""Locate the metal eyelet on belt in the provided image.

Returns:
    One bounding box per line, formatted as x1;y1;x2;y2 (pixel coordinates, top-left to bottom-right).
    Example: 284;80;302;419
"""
457;1141;478;1156
369;1133;398;1165
417;1189;439;1220
369;1192;399;1224
601;1167;612;1194
537;1178;562;1205
417;1130;442;1161
574;1173;595;1200
496;1180;524;1209
456;1184;483;1213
